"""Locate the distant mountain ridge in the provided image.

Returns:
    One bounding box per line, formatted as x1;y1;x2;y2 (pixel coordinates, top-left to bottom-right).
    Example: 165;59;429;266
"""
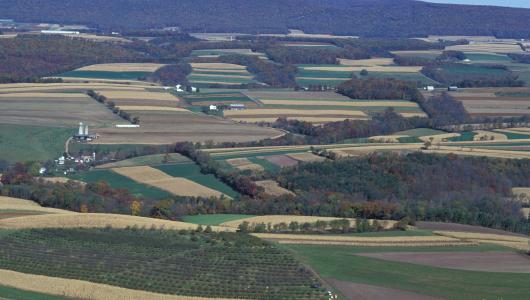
1;0;530;37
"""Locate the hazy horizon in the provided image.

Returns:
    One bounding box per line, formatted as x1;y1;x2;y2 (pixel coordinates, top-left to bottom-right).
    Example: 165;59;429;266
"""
426;0;530;8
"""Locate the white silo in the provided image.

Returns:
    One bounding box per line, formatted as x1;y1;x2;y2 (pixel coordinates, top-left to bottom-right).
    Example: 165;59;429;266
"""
84;124;89;135
78;122;84;135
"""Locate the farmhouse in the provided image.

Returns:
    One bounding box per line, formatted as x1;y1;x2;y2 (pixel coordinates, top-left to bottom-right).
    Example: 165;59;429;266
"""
73;122;97;141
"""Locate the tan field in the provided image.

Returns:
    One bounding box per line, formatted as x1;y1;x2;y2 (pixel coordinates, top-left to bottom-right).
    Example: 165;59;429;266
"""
0;196;74;214
112;166;229;198
424;146;530;160
190;63;247;70
253;233;473;247
226;158;264;171
0;196;41;208
332;144;423;157
255;180;295;197
473;130;508;141
286;152;327;163
419;133;461;143
368;135;408;143
98;90;180;101
496;128;530;135
193;68;250;74
117;105;189;112
339;58;394;66
259;99;419;107
53;77;154;85
301;66;422;73
0;269;239;300
190;73;253;79
0;213;234;232
39;177;86;186
77;63;166;72
446;43;523;53
225;109;367;117
0;92;89;99
513;188;530;197
0;83;151;94
434;231;529;251
400;112;428;118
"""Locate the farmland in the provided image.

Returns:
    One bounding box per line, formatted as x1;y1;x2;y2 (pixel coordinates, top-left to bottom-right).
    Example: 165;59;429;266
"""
0;228;327;299
447;87;530;117
58;63;165;81
187;62;263;87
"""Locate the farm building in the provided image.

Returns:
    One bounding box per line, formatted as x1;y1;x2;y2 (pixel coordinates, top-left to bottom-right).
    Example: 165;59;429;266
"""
448;86;459;92
74;122;97;141
228;104;246;110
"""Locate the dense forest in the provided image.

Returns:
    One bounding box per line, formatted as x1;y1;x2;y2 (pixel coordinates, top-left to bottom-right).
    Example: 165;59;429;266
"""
3;153;530;234
0;35;142;82
337;77;418;100
3;0;530;38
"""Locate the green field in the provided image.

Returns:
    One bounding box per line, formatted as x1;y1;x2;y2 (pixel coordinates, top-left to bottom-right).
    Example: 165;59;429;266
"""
0;285;65;300
182;214;253;225
0;228;327;299
465;53;513;63
154;163;239;198
69;143;168;156
447;131;477;142
69;169;172;199
394;128;447;137
287;244;530;300
59;70;151;80
0;124;72;163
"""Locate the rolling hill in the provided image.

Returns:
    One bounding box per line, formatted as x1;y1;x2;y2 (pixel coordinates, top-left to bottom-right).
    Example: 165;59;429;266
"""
1;0;530;37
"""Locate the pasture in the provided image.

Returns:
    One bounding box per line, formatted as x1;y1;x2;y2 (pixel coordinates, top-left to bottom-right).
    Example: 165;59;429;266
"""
287;243;530;300
190;48;267;59
0;228;326;299
59;63;165;81
182;214;253;226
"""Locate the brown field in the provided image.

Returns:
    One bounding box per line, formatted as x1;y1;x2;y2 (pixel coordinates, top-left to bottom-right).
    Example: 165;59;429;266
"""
286;152;327;163
255;180;295;196
416;221;528;237
221;216;396;230
0;213;233;232
339;58;394;66
357;252;530;273
258;99;419;107
0;269;236;300
224;109;367;117
94;111;282;144
243;91;350;101
452;88;530;117
98;90;180;101
0;92;122;128
260;155;299;167
327;279;440;300
226;158;264;171
253;233;473;247
112;166;229;198
77;63;165;72
189;63;247;70
117;105;189;112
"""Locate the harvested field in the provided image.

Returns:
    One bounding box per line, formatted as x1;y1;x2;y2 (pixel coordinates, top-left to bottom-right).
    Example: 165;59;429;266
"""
221;216;395;229
224;109;367;117
286;152;327;163
435;231;529;251
368;135;408;143
0;213;232;231
226;158;264;171
112;166;229;198
77;63;165;72
255;180;295;196
0;83;151;94
96;153;191;169
258;99;418;107
416;222;528;237
301;66;422;73
243;91;350;101
39;177;86;186
0;196;41;208
189;63;246;70
117;105;189;112
339;58;394;66
0;92;121;128
357;252;530;273
332;144;423;157
513;187;530;198
446;43;524;53
260;155;299;167
253;233;474;247
0;269;232;300
327;279;441;300
231;117;368;123
98;90;179;101
190;73;253;79
400;112;428;118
